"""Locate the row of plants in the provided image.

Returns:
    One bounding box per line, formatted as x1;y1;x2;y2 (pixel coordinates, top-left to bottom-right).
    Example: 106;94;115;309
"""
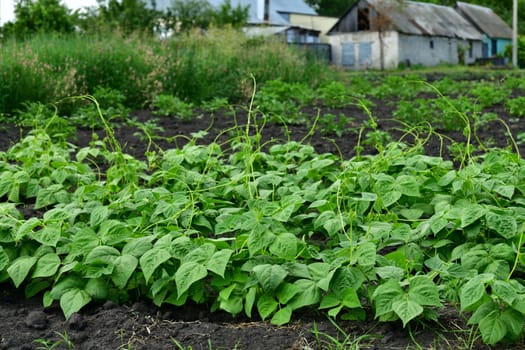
1;97;525;346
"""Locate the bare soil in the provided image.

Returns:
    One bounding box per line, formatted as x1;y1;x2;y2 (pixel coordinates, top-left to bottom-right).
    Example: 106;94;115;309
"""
1;93;524;350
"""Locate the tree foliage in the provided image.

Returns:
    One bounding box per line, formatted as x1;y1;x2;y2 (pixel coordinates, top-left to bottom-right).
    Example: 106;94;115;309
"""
78;0;159;34
2;0;75;38
161;0;249;34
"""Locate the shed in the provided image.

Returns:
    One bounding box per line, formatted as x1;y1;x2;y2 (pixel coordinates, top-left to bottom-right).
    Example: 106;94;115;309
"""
327;0;484;69
455;1;512;58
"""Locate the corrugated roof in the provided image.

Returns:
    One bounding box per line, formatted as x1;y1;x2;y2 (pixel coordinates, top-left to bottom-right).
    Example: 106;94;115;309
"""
455;1;512;39
153;0;316;25
366;0;482;40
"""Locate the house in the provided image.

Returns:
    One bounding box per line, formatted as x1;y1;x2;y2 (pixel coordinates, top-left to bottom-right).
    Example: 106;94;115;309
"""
455;2;512;59
153;0;321;42
327;0;484;69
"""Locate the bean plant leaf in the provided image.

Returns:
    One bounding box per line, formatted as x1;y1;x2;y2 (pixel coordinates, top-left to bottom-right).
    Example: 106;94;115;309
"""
112;254;138;289
206;249;233;278
460;274;493;311
244;286;257;318
257;294;278;320
372;279;404;318
90;206;111;228
478;311;507;345
271;305;293;326
60;288;92;319
408;276;442;307
460;204;486;228
269;233;297;260
288;279;321;310
7;256;37;288
32;253;61;278
32;224;61;247
175;262;207;297
396;175;420;197
253;264;288;292
485;212;517;239
139;248;171;283
392;298;424;327
0;246;9;271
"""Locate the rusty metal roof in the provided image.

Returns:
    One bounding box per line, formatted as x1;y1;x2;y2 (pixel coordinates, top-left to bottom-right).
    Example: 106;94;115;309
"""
455;1;512;39
365;0;483;40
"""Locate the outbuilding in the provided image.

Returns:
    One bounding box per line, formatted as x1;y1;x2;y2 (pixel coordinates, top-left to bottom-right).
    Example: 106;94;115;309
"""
455;1;513;60
327;0;484;69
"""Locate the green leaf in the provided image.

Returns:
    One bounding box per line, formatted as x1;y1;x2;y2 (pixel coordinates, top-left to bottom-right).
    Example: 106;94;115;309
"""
32;253;60;278
396;175;421;197
375;266;404;280
320;293;340;309
372;279;404;318
112;254;138;289
341;288;361;308
269;233;297;260
32;224;61;247
271;306;292;326
253;264;288;292
0;246;9;271
276;282;302;305
492;280;517;305
60;288;92;319
247;224;275;255
7;256;37;288
84;278;109;299
139;248;171;283
460;204;486;228
485;212;517;239
170;236;194;260
15;217;41;241
257;294;278;320
288;279;321;310
206;249;233;278
122;236;154;257
355;241;376;266
244;286;257;318
501;309;524;339
468;301;498;325
408;276;441;307
460;274;493;311
99;220;132;245
175;262;207;297
478;311;507;345
90;206;111;228
392;297;424;327
84;246;119;267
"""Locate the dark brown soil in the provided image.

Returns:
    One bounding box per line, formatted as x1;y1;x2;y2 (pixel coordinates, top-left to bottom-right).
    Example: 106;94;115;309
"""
1;94;524;350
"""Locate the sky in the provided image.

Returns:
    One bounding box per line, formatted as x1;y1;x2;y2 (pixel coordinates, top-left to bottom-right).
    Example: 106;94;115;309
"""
0;0;99;25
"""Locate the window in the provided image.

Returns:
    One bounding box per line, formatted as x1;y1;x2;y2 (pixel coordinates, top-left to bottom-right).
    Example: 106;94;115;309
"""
357;8;370;31
468;40;473;58
429;40;434;49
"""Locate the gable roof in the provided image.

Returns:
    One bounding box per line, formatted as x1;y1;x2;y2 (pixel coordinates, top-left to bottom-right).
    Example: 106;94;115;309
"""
153;0;317;26
329;0;482;40
455;1;512;39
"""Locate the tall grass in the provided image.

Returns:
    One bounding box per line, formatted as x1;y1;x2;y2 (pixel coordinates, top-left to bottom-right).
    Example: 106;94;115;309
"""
0;28;330;115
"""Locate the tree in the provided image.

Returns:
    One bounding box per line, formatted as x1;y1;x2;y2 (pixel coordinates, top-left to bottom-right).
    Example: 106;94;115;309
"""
162;0;214;34
304;0;352;17
211;0;249;29
161;0;249;35
2;0;75;38
78;0;159;34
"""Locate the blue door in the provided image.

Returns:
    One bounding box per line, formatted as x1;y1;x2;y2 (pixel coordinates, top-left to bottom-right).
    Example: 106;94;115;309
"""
359;42;372;65
342;43;355;66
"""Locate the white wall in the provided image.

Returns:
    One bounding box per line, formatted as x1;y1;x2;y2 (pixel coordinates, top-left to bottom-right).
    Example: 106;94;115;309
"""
328;31;399;69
